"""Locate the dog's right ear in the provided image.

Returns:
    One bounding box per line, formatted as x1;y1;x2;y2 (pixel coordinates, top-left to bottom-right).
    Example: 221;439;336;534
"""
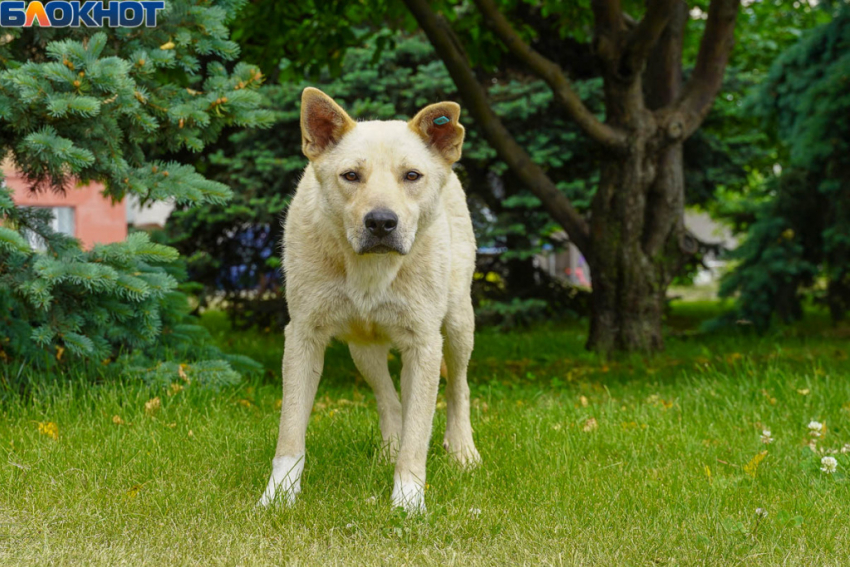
301;88;356;160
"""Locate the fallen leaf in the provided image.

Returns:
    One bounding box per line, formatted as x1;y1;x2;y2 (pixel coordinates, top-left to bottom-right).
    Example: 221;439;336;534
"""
126;484;144;499
144;397;161;415
160;41;175;50
178;363;190;384
744;450;768;478
112;415;125;425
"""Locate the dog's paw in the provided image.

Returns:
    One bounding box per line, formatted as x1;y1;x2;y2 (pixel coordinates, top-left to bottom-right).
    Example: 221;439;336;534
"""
256;454;304;509
391;479;426;514
443;439;481;468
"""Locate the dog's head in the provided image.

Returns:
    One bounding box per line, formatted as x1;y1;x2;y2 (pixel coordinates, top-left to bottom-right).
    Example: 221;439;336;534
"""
300;87;465;256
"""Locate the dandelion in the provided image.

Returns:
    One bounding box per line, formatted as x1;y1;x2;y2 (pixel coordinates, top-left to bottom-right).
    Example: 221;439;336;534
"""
755;508;768;518
37;421;58;440
820;456;838;474
761;430;774;444
469;507;482;518
808;421;823;437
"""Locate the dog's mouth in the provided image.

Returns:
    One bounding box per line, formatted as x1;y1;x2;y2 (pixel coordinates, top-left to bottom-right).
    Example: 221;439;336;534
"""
361;244;397;255
357;235;407;255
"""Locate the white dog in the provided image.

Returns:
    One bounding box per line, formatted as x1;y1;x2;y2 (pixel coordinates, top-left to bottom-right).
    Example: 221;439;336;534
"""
258;88;480;512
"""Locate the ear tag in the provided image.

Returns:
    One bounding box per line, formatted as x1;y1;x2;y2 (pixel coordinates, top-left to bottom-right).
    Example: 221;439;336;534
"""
433;116;450;125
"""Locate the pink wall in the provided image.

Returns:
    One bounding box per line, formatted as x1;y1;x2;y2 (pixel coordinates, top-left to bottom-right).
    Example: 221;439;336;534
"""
4;166;127;249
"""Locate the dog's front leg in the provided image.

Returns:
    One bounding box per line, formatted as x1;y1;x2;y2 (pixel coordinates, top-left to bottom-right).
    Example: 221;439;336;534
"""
258;323;327;507
392;333;443;513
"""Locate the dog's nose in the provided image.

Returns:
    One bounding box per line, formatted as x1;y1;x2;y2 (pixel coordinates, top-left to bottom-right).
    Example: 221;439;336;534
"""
364;209;398;238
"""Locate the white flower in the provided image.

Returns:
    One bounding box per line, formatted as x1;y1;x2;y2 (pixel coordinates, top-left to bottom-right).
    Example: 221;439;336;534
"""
820;456;838;474
469;507;482;518
841;444;850;454
808;421;823;437
761;430;774;444
755;508;768;518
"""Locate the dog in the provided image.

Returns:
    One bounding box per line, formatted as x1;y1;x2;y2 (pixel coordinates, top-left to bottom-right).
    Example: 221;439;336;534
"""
257;88;480;513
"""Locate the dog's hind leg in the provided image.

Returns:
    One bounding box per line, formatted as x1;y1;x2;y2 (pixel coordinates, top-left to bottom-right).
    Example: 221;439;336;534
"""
349;342;402;460
442;300;481;467
258;324;327;508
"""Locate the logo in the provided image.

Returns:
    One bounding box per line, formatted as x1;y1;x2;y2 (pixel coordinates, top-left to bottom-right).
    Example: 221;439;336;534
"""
0;2;165;28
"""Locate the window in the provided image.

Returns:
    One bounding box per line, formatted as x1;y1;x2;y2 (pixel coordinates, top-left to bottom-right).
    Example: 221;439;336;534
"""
24;206;76;251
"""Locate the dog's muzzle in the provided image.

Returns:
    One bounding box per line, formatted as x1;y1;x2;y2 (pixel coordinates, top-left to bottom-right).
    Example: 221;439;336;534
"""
358;208;406;254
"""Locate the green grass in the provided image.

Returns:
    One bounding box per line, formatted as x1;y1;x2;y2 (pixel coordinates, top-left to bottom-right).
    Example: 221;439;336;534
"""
2;302;850;565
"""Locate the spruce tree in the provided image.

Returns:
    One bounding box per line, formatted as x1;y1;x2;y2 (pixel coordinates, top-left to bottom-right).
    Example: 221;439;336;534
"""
0;1;271;386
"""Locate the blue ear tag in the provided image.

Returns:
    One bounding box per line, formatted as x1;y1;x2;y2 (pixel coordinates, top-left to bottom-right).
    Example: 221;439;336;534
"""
434;116;450;125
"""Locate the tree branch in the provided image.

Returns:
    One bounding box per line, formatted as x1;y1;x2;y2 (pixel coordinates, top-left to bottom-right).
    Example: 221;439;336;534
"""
402;0;591;253
658;0;741;140
620;0;678;79
590;0;624;69
473;0;627;150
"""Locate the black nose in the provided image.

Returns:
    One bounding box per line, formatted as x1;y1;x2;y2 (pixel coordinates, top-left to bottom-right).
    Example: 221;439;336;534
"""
364;209;398;238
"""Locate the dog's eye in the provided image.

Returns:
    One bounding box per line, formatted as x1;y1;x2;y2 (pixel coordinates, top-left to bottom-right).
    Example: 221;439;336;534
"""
404;171;422;181
341;171;359;182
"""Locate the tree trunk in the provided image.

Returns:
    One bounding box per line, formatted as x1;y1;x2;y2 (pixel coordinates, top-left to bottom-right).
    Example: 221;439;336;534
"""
586;142;686;352
585;2;688;353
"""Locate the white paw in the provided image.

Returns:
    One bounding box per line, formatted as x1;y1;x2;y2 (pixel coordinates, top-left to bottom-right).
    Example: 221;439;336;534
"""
391;479;426;513
257;454;305;508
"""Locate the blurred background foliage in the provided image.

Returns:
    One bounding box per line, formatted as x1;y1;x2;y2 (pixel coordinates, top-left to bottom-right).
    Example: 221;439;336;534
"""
170;1;848;332
2;0;849;382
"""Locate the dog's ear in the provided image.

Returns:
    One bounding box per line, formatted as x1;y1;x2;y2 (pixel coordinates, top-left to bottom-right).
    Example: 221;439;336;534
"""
301;87;356;160
408;102;465;163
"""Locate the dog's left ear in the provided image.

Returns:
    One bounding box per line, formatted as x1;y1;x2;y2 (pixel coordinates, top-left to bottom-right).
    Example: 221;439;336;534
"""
408;102;465;163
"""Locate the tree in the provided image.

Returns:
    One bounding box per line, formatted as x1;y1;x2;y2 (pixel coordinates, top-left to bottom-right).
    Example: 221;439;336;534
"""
398;0;743;353
718;6;850;329
0;1;271;384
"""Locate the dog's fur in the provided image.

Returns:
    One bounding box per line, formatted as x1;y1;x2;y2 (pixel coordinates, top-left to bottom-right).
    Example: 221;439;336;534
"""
258;88;479;512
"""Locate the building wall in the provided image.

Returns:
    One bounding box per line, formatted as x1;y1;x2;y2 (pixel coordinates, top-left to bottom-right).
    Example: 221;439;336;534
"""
4;166;127;249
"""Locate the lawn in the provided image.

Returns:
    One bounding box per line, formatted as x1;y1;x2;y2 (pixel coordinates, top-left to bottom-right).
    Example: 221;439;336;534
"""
2;302;850;565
